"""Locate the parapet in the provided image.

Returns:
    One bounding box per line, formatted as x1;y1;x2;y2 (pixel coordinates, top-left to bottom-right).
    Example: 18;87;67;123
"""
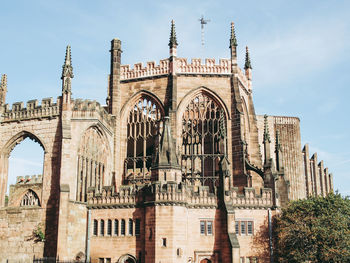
176;58;231;75
2;97;60;122
72;99;114;128
120;59;169;80
225;187;273;208
15;175;43;185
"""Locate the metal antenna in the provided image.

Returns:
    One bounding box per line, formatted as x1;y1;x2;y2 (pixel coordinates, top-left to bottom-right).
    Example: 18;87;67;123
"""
198;15;210;46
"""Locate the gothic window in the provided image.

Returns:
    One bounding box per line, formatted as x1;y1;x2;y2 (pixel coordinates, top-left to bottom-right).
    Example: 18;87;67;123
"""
125;96;163;184
20;190;40;206
181;93;227;192
107;219;112;236
93;220;98;236
76;127;109;202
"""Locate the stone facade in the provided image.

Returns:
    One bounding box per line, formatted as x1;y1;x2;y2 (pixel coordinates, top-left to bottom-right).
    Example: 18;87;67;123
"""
0;21;333;263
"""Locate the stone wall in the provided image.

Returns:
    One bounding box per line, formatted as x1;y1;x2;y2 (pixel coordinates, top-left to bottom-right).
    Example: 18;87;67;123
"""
0;207;45;263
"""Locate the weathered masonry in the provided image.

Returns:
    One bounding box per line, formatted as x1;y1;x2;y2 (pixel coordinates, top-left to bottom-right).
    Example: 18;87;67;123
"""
0;21;333;263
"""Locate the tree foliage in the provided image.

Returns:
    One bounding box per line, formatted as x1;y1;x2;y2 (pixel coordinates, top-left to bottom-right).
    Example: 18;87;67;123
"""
273;193;350;263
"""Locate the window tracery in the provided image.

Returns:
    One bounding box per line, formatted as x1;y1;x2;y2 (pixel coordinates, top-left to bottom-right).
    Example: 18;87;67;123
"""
20;190;40;206
77;127;109;202
181;93;227;192
125;96;163;184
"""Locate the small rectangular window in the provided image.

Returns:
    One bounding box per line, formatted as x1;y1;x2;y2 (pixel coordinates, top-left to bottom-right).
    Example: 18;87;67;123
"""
121;219;125;235
98;258;104;263
128;219;133;236
93;220;98;236
162;238;167;247
240;257;244;263
235;221;239;234
135;219;141;236
100;220;105;236
241;221;246;235
114;219;119;236
200;221;205;235
107;219;112;236
106;258;111;263
247;221;253;235
207;221;213;235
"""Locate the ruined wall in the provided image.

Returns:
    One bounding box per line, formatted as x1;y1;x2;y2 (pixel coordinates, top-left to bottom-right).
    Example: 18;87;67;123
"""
0;207;45;263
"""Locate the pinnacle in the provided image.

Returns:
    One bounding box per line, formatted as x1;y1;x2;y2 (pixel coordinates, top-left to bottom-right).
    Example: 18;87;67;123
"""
169;20;178;48
244;46;252;70
230;22;238;47
64;45;72;66
263;114;271;143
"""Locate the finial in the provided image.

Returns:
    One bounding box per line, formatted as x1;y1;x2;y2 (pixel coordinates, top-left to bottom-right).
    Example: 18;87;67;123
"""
263;114;271;143
62;45;74;80
230;22;238;48
244;46;252;70
1;74;7;91
169;20;178;48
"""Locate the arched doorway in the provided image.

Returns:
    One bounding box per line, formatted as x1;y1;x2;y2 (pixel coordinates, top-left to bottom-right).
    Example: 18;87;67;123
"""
117;254;136;263
0;131;45;207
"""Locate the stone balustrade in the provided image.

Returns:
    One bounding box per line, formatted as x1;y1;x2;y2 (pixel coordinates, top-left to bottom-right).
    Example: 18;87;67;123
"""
2;97;60;122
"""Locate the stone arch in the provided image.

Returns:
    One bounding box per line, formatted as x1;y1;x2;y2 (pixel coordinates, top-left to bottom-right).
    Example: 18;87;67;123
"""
1;130;46;157
0;130;46;207
200;259;212;263
117;254;137;263
121;91;165;184
19;189;40;206
178;88;228;192
76;125;112;202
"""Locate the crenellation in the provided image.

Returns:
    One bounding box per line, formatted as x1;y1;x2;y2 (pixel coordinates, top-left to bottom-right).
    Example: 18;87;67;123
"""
120;59;170;80
16;175;42;185
26;100;38;110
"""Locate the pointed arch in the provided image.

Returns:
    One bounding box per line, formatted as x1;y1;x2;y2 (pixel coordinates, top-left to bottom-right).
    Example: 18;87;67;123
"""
76;125;111;202
179;87;228;192
20;189;40;207
117;254;137;263
177;86;230;123
121;91;165;184
1;130;46;157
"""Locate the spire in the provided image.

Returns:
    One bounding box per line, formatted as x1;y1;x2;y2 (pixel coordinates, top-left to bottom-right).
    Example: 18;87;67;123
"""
263;114;271;143
230;22;238;48
61;45;74;94
169;20;178;48
157;117;180;168
61;45;74;80
244;46;252;70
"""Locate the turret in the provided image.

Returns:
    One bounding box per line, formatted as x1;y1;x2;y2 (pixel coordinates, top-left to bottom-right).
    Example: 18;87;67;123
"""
0;74;7;106
108;38;122;115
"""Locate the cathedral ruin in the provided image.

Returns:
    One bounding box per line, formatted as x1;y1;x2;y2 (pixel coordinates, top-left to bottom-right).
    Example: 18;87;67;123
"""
0;21;333;263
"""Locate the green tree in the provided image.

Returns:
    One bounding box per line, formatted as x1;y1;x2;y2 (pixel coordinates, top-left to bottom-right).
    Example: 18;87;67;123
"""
273;193;350;263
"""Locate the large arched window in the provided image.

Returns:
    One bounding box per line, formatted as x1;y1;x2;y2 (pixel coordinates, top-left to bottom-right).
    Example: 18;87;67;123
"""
181;92;227;192
20;189;40;206
125;96;163;184
76;127;110;202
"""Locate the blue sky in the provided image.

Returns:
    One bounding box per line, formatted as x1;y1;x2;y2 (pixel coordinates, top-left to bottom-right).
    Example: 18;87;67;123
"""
1;0;349;195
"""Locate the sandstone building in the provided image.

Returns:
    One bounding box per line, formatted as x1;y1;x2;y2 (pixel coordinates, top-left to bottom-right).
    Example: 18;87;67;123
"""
0;21;333;263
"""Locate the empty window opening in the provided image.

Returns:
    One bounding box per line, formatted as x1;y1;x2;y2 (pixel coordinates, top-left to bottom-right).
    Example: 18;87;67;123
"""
114;219;119;236
93;220;98;236
162;238;167;247
100;220;105;236
135;218;141;236
107;219;112;236
121;219;126;235
128;219;133;236
5;137;44;207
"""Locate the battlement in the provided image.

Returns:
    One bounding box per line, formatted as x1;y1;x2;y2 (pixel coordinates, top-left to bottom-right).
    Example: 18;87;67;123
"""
226;187;273;208
176;58;231;75
273;116;300;125
72;99;114;128
2;97;60;122
15;175;43;185
120;59;169;80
